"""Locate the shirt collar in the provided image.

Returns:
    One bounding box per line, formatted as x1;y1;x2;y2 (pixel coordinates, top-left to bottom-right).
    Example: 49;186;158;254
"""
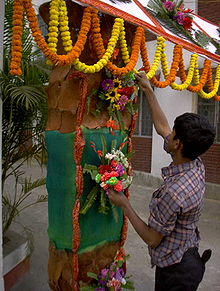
161;157;202;179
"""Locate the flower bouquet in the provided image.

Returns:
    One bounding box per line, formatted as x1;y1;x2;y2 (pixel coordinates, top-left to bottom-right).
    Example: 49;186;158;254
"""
87;70;138;133
81;137;132;215
146;0;220;53
81;255;134;291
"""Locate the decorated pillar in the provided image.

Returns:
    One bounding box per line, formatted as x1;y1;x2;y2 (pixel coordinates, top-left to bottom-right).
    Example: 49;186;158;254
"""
38;1;138;290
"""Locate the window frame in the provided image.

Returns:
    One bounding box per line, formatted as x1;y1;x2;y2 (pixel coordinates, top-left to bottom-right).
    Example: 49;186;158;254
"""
133;89;153;138
197;96;220;144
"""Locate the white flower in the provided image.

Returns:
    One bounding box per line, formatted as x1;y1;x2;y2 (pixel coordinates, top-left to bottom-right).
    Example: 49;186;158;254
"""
121;278;126;285
105;153;116;160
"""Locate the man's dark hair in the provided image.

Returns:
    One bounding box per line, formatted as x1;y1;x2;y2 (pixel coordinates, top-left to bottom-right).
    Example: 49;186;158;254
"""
173;112;215;160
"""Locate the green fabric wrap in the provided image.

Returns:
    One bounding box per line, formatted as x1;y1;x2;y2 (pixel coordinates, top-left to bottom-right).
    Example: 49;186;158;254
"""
46;127;128;252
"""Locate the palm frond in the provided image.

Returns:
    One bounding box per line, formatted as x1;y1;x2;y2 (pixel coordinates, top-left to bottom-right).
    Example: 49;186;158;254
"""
21;177;46;194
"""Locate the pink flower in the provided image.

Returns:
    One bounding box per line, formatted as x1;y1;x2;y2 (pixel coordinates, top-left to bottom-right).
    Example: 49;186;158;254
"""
174;11;185;25
164;1;175;12
107;278;121;290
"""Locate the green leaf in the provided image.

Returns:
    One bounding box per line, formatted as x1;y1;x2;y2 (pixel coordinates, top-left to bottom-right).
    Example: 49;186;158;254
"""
98;91;107;100
98;189;109;214
126;102;138;116
111;139;117;151
123;280;135;290
80;285;96;291
80;185;100;215
116;111;125;131
87;272;98;280
100;134;108;157
83;164;99;180
127;150;135;160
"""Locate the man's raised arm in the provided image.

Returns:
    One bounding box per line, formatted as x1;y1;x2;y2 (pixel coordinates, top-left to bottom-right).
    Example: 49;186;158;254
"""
136;72;171;138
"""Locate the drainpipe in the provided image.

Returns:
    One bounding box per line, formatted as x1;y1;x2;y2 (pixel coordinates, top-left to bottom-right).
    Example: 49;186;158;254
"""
0;0;5;290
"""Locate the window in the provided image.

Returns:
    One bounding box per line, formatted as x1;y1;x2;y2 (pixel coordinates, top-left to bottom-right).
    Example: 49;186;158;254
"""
134;90;153;137
197;97;220;143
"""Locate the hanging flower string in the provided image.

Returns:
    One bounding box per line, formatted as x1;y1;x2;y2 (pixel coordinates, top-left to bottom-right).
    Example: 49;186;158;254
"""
10;0;24;76
198;65;220;99
47;0;59;55
59;0;73;53
9;0;220;100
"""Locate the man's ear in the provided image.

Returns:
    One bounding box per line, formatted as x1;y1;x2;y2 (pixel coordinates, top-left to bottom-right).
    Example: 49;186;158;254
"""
174;138;183;150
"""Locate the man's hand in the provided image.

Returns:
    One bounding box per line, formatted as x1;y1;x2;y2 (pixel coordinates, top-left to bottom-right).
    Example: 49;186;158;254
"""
135;72;153;92
108;189;130;211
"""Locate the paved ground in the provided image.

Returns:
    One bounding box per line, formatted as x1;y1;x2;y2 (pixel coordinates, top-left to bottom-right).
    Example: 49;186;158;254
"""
9;162;220;291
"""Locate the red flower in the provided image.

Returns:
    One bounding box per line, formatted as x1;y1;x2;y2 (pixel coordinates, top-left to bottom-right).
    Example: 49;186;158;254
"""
118;86;134;96
114;181;123;192
183;17;193;30
182;8;193;13
99;165;112;174
101;171;119;182
97;150;103;157
106;119;118;130
110;160;118;168
102;183;109;190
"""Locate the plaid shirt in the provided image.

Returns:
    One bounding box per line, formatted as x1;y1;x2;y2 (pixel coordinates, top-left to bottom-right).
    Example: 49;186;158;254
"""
148;136;205;268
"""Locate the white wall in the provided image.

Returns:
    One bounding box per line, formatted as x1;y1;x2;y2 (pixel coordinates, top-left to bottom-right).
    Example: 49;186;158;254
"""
0;0;5;289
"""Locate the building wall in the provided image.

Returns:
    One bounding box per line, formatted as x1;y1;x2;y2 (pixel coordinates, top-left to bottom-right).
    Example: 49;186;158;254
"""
131;137;152;172
201;144;220;184
198;0;220;25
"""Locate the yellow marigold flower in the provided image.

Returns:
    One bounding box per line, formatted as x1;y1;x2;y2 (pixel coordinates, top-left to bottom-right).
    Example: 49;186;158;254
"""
48;27;58;32
61;31;70;37
48;37;58;43
60;26;69;32
49;20;59;26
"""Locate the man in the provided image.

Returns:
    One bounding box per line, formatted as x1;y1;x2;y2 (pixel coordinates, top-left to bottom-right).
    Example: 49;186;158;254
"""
108;72;215;291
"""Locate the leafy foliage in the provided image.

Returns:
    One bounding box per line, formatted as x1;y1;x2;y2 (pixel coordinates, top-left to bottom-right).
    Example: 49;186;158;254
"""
1;0;50;236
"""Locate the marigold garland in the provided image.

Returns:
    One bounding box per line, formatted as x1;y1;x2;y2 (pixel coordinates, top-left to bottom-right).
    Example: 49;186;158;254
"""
198;65;220;99
73;18;124;74
59;0;73;52
9;0;220;99
170;54;198;91
10;0;24;76
47;0;59;55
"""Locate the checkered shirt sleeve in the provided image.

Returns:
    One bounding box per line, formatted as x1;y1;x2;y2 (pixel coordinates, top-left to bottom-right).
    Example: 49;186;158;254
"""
148;190;181;236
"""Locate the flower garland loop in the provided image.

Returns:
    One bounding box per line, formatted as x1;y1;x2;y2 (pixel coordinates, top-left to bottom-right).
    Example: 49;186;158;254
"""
170;54;198;91
198;65;220;99
9;0;220;99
